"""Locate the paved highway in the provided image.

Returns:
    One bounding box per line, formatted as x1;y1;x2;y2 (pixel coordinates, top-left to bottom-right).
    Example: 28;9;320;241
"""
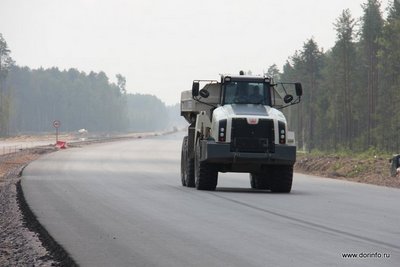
22;133;400;266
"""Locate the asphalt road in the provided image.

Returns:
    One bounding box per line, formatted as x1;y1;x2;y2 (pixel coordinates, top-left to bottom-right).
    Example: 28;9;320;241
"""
22;133;400;267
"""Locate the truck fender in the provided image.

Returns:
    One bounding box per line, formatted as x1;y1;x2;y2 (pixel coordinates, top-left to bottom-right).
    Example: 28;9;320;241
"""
194;111;212;150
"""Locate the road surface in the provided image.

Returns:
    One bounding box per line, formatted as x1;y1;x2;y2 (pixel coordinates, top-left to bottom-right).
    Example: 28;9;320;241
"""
22;133;400;266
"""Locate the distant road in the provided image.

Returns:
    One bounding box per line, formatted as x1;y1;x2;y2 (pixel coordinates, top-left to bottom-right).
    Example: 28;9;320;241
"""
0;140;52;155
0;132;157;155
22;133;400;267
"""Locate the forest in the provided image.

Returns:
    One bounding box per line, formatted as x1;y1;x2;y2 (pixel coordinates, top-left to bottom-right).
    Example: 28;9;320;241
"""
0;43;181;134
0;0;399;154
269;0;400;153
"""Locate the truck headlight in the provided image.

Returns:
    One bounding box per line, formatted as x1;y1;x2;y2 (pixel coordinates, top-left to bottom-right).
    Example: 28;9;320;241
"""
278;121;286;144
218;119;227;142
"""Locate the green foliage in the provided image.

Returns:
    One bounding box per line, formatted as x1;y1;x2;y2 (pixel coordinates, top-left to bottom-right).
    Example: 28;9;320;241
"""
299;146;390;159
6;67;129;133
0;33;14;79
280;1;400;154
266;64;280;81
0;93;11;135
116;74;127;95
0;33;14;136
331;9;358;149
0;33;180;135
280;38;324;151
376;2;400;152
4;66;178;133
3;66;182;134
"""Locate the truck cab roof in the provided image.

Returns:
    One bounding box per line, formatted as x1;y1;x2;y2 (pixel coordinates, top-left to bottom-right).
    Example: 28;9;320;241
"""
220;74;271;83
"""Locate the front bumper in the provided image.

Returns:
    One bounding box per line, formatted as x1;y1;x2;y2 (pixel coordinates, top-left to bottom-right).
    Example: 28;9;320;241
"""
200;140;296;165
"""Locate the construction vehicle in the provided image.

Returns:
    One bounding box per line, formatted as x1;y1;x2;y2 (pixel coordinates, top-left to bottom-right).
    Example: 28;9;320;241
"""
180;72;302;192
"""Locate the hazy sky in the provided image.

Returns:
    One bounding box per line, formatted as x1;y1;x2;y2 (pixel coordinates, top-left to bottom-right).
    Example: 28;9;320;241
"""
0;0;391;105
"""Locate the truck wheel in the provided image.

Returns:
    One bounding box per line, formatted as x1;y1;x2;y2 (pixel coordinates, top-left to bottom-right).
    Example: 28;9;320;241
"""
269;165;293;193
181;136;195;187
185;156;195;188
249;173;270;190
195;140;218;190
249;174;256;189
181;137;188;186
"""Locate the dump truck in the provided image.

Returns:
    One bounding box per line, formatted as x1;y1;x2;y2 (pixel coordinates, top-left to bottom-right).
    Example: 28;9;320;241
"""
180;72;303;192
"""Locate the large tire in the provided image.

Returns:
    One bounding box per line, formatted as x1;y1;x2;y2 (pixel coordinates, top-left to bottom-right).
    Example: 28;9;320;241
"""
249;171;270;190
195;140;218;190
185;155;195;188
249;174;256;189
269;165;293;193
181;136;195;187
181;137;187;187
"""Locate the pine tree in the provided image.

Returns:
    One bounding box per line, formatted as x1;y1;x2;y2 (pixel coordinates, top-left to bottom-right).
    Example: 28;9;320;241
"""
377;0;400;151
360;0;383;148
280;40;324;151
332;9;357;149
0;33;14;136
266;64;280;81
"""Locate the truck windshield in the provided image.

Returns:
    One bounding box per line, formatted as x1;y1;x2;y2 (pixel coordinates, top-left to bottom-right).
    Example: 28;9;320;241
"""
223;81;271;105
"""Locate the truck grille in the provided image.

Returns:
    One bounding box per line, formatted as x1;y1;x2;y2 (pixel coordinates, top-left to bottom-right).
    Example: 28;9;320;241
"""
230;118;275;153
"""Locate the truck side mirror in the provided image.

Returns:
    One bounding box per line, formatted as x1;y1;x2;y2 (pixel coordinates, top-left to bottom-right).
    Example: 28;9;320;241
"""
295;83;303;96
199;89;210;98
192;82;200;97
284;94;293;103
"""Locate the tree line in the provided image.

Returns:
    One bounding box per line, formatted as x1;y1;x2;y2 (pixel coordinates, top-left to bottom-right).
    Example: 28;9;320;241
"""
5;66;130;133
0;34;180;135
272;0;400;153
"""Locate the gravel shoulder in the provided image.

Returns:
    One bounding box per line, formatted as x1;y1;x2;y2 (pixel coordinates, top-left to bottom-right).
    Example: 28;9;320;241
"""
0;147;62;266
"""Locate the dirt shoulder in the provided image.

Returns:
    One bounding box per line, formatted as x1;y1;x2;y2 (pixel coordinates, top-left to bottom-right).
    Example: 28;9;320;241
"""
0;147;63;267
295;153;400;188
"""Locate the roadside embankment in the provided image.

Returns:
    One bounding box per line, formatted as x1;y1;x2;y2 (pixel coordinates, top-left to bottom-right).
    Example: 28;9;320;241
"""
295;152;400;188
